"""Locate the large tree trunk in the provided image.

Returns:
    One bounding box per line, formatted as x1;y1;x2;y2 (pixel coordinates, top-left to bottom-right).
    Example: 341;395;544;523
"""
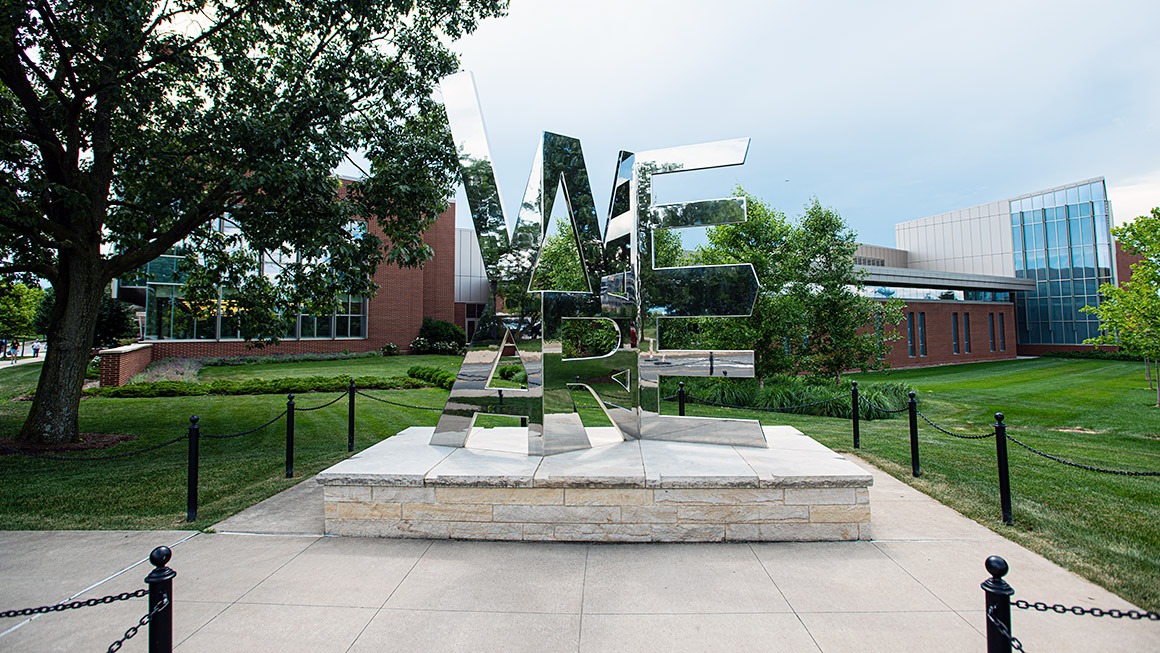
16;256;106;444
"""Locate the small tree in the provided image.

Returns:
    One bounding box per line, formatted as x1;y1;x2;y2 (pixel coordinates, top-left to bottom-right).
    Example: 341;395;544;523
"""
0;279;43;341
788;198;904;382
1083;207;1160;407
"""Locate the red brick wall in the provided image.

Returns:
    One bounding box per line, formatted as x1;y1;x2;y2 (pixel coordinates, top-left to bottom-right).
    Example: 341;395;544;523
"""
1115;239;1143;285
142;203;456;365
879;301;1017;369
99;343;154;387
1015;343;1119;356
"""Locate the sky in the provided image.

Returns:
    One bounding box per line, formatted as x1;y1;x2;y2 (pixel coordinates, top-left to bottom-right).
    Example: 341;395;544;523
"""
338;0;1160;248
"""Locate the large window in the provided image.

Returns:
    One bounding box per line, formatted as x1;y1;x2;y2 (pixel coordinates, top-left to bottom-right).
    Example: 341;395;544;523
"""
1011;180;1111;346
999;313;1006;352
133;218;368;341
989;313;996;352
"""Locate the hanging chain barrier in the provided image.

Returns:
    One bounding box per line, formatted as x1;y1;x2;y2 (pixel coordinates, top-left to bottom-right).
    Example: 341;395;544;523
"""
678;392;851;412
0;589;148;619
294;391;347;411
1013;599;1159;620
0;436;187;462
857;395;909;413
106;594;168;653
354;390;442;411
1004;432;1160;476
200;410;287;439
987;605;1026;652
915;409;996;440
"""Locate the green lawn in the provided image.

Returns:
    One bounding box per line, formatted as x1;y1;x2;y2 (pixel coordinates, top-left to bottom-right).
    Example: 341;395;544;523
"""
0;361;447;530
669;357;1160;611
1;356;1157;611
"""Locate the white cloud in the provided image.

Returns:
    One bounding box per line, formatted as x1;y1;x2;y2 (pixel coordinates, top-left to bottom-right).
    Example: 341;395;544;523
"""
1108;170;1160;226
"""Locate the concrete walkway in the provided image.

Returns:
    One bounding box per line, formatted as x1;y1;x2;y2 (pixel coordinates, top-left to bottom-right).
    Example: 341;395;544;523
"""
1;457;1157;652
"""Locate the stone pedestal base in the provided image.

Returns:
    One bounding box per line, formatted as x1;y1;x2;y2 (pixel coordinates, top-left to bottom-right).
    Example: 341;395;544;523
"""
318;426;872;543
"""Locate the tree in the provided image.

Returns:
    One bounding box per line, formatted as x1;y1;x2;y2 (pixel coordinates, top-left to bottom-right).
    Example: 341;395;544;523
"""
1083;207;1160;407
0;0;506;443
690;187;800;384
688;190;903;384
0;279;43;339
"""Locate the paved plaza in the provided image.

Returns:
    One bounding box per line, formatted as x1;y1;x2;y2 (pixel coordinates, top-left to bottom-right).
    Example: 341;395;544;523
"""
1;456;1156;652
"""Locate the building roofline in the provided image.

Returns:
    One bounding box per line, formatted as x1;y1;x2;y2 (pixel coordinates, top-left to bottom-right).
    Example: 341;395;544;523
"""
859;265;1036;292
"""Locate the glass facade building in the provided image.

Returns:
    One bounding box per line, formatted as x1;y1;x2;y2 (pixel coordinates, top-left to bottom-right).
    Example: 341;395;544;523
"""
118;217;367;342
1009;179;1112;345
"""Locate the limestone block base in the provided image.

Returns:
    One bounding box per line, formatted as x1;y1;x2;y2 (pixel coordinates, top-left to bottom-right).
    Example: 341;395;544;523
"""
318;426;872;543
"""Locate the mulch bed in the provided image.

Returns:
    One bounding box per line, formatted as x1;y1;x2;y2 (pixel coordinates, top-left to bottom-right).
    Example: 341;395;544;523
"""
0;433;136;455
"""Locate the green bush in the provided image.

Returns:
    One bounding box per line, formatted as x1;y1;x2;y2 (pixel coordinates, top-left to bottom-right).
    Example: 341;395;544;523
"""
657;375;911;420
379;343;400;356
201;351;382;367
419;317;466;346
406;365;457;390
84;375;425;399
497;364;522;380
1041;349;1143;362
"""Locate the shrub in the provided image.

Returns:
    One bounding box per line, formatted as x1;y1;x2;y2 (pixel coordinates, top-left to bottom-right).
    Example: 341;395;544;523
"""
85;356;100;380
1041;349;1143;362
497;364;522;380
409;336;466;356
657;375;911;420
380;343;400;356
201;351;381;367
84;375;425;399
407;365;457;390
419;317;466;346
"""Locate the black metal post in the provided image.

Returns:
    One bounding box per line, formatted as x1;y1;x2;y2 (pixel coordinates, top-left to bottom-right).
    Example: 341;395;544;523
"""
851;381;860;449
994;412;1013;526
908;391;920;477
981;555;1014;653
678;381;686;416
145;546;176;653
520;417;527;427
347;380;356;453
186;416;199;523
285;394;295;479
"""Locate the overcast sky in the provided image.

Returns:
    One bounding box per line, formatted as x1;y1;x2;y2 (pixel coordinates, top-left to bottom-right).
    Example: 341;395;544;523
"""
354;0;1160;247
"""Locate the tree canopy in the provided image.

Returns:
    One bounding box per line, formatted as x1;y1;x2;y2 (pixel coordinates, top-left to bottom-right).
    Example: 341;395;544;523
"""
0;280;43;339
0;0;507;443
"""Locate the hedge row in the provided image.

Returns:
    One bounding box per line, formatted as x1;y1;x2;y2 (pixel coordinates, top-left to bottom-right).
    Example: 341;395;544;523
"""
657;376;912;421
407;366;456;390
1040;349;1143;362
201;351;383;367
83;375;425;399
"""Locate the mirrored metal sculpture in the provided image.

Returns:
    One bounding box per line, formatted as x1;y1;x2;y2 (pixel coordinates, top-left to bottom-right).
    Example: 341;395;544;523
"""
436;71;765;455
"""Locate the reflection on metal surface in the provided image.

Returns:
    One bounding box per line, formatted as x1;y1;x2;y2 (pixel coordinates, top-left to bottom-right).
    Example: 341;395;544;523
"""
436;72;766;455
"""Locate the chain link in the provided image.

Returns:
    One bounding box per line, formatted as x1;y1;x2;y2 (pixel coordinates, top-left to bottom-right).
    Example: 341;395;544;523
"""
987;605;1025;651
201;410;287;439
355;390;442;410
1014;599;1160;620
294;391;347;411
107;594;168;653
1005;434;1160;476
916;409;996;440
0;588;148;619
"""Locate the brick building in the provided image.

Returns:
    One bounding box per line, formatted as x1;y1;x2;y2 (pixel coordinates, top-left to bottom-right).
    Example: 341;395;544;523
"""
103;188;455;383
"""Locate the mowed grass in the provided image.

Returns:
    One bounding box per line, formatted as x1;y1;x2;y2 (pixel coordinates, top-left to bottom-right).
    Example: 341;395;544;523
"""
0;361;448;530
668;357;1160;611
